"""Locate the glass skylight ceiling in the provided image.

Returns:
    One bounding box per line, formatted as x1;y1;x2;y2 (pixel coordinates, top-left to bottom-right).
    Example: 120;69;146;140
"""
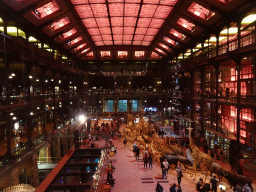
71;0;178;46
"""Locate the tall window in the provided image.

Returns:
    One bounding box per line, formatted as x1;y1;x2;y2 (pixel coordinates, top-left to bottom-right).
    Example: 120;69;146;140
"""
132;100;138;112
107;100;113;112
118;100;127;112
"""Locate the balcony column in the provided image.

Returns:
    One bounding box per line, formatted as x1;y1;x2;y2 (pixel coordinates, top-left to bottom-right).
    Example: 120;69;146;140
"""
3;55;11;157
227;24;230;52
199;66;206;137
237;21;241;49
236;64;242;153
190;68;195;124
214;64;220;132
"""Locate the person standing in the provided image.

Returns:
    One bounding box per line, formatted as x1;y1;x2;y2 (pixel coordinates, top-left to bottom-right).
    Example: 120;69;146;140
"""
107;171;115;186
162;159;169;179
177;185;182;192
210;175;218;192
143;153;148;168
135;146;140;160
123;138;127;149
176;165;183;186
133;142;137;157
148;153;153;169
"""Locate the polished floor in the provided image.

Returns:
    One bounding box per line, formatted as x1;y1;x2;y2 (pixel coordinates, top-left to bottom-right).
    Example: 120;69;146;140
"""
105;137;256;192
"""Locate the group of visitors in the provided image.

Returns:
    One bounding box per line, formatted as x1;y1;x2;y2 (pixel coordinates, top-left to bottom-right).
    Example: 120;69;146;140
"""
143;152;153;169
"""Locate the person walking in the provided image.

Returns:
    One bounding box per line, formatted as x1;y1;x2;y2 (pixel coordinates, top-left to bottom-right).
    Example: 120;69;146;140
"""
148;153;153;169
143;153;148;168
176;165;183;186
123;138;127;149
135;146;140;161
210;175;218;192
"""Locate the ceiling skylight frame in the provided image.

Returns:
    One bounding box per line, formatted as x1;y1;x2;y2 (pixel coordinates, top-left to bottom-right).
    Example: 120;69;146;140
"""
187;2;215;20
32;1;60;19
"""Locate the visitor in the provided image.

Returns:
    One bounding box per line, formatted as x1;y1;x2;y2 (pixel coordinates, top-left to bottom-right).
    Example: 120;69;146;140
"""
107;171;115;186
170;183;177;192
123;137;127;149
162;159;169;179
177;185;182;192
176;165;183;186
155;182;164;192
148;153;153;169
210;175;218;192
143;153;148;168
135;146;140;160
108;161;115;173
243;183;252;192
133;142;137;157
196;178;204;191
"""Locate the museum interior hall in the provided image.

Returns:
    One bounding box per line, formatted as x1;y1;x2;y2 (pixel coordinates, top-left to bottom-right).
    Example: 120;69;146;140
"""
0;0;256;191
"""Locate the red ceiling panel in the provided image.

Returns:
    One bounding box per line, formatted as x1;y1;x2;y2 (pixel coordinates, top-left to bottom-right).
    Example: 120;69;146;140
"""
137;18;151;28
75;43;87;51
134;51;145;58
163;36;176;46
118;51;128;58
108;0;124;2
144;35;154;41
75;5;93;18
188;2;214;20
124;27;135;34
91;36;102;41
159;0;177;6
134;35;144;41
143;0;159;3
124;4;140;17
101;51;111;57
123;35;133;41
154;5;172;19
141;41;150;46
87;28;101;36
135;28;147;34
113;35;123;41
151;51;161;58
140;5;157;18
89;0;106;3
91;4;108;17
109;3;124;17
82;18;97;28
96;18;110;27
125;0;141;3
102;35;112;41
79;48;90;56
60;28;77;39
124;17;137;27
86;51;94;57
95;41;104;46
123;41;132;45
112;27;123;34
133;41;142;45
177;18;195;31
155;47;167;55
68;36;83;46
169;29;186;40
99;27;112;34
146;28;159;36
49;17;70;31
149;18;164;28
104;41;113;45
70;0;89;4
159;42;170;51
33;1;60;19
114;41;123;45
111;17;123;27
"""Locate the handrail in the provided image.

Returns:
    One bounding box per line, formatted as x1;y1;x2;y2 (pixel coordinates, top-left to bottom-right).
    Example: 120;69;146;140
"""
172;28;256;72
